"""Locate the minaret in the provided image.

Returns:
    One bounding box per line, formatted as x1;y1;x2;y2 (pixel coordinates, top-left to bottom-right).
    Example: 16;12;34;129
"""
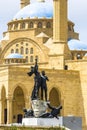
53;0;67;43
20;0;30;9
49;0;69;69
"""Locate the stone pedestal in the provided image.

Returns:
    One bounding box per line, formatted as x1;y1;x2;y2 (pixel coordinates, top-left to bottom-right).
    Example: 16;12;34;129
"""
22;116;82;130
22;117;63;127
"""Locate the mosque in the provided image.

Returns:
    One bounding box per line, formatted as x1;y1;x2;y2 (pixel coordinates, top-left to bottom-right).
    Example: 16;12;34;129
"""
0;0;87;129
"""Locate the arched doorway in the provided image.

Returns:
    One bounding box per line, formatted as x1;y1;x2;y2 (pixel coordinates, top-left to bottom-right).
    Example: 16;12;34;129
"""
1;87;7;124
12;86;25;123
49;87;61;107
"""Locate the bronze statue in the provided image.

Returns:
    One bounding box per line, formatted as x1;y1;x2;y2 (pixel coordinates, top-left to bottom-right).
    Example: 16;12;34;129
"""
41;71;49;101
40;103;62;119
26;60;63;118
23;108;34;117
27;59;41;100
27;59;49;101
47;103;62;119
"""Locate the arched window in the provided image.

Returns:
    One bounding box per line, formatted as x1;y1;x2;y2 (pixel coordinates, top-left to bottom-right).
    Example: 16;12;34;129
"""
14;23;18;30
35;55;39;62
8;24;13;30
26;56;28;63
21;42;23;45
26;43;28;46
11;59;14;63
38;22;42;28
11;49;14;53
29;22;33;28
30;48;33;54
77;54;81;59
20;47;24;54
46;22;51;28
68;25;72;31
16;59;18;63
15;49;19;53
16;44;19;47
49;88;60;107
30;56;33;62
25;48;28;54
21;22;25;29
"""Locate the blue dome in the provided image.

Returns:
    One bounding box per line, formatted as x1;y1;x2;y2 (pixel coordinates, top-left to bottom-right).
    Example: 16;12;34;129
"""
68;39;87;50
13;1;53;19
6;53;23;59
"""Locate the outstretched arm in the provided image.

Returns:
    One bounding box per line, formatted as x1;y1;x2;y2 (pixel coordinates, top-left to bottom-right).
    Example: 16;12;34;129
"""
57;105;62;110
46;76;49;81
47;103;54;110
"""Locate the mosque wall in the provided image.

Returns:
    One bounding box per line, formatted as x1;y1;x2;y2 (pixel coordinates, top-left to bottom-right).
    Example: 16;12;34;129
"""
0;65;85;126
0;0;87;129
0;67;9;98
66;60;87;129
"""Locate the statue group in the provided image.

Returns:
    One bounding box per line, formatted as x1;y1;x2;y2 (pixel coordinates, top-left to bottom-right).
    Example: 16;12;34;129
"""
23;59;62;119
27;58;49;101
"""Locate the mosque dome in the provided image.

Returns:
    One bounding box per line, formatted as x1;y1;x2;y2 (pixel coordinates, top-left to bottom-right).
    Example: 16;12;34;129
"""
13;1;53;19
68;39;87;50
5;53;23;59
4;53;26;64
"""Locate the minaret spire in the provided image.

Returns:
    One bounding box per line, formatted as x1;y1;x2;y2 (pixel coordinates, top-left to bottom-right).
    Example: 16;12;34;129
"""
49;0;69;69
53;0;67;43
20;0;30;9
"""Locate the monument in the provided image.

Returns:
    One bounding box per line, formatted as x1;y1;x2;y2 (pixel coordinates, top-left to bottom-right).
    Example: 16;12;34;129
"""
22;59;63;126
22;59;82;130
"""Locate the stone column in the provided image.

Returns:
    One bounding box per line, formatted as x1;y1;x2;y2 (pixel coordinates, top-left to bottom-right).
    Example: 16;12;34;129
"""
7;98;13;124
25;22;29;29
18;23;21;30
53;0;67;43
25;96;30;109
34;21;37;28
43;21;46;28
12;24;15;30
74;52;77;60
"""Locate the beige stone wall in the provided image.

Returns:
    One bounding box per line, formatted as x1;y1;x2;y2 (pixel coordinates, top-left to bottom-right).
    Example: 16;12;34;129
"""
0;65;83;124
0;0;85;129
66;60;87;129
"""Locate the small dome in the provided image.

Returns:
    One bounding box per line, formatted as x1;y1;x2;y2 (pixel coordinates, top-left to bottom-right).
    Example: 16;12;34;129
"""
84;53;87;56
68;39;87;50
36;32;49;38
5;53;23;59
44;37;53;48
13;1;53;19
83;53;87;60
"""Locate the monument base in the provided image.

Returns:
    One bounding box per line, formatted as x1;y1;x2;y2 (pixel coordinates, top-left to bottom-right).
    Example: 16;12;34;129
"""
22;117;63;127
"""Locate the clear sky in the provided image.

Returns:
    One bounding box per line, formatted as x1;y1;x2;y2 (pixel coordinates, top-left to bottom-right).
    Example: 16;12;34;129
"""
0;0;87;43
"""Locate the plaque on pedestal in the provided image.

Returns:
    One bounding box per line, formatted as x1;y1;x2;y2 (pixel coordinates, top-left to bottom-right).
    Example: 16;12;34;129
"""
22;117;63;127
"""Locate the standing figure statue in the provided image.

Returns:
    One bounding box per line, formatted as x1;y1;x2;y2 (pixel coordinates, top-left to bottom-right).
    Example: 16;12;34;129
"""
27;59;41;100
41;71;49;101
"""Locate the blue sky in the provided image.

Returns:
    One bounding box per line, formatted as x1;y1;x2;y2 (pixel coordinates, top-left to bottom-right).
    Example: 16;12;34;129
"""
0;0;87;43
